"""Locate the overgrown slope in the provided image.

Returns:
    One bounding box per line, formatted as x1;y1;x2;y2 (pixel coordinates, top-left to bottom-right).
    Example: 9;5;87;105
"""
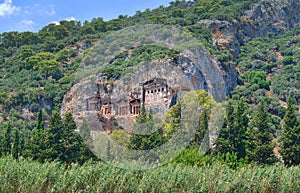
0;0;299;132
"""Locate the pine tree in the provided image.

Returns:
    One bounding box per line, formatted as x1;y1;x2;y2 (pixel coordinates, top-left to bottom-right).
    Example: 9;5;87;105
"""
12;129;20;160
233;98;248;159
147;108;153;122
137;104;147;123
29;109;47;161
61;112;82;164
2;122;12;156
127;106;165;150
246;101;276;164
280;98;300;166
45;110;64;161
198;110;211;154
214;99;248;159
37;109;44;131
214;100;234;154
19;129;26;157
127;103;147;150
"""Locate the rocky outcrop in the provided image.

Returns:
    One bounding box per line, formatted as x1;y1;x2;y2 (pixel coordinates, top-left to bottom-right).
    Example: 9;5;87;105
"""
198;0;300;58
61;48;233;131
241;0;300;38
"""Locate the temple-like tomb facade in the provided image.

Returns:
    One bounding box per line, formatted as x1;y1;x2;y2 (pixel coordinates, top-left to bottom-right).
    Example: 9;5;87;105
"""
85;78;178;119
143;78;175;107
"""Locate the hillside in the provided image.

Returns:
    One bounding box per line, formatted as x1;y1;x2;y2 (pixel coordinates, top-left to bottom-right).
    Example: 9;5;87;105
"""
0;0;299;168
0;0;298;127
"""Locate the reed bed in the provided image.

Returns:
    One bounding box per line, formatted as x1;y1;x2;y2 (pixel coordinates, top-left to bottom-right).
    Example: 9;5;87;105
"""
0;157;299;193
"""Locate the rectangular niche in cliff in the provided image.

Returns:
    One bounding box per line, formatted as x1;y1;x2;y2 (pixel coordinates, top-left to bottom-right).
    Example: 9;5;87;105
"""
86;97;100;111
101;103;111;116
101;97;111;116
130;99;141;115
117;99;129;116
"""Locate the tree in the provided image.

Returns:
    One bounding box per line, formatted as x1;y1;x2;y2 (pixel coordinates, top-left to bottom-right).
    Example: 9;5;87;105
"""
214;99;248;159
37;58;60;79
137;104;147;124
105;19;122;31
25;52;61;79
28;109;47;161
0;128;3;156
36;109;44;131
127;107;165;150
24;54;39;80
110;130;129;146
61;20;82;35
280;98;300;166
80;21;96;35
51;112;97;163
61;112;82;164
91;17;107;32
233;98;248;159
19;46;34;60
45;110;64;161
75;118;97;164
19;128;26;158
214;100;234;154
52;25;70;40
12;129;20;160
2;122;12;156
56;49;70;64
246;101;276;164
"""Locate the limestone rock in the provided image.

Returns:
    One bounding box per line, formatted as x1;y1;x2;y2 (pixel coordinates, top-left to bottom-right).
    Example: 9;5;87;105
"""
198;0;300;58
61;48;233;131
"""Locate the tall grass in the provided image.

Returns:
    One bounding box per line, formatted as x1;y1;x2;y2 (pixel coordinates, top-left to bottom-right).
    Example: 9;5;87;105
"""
0;157;299;193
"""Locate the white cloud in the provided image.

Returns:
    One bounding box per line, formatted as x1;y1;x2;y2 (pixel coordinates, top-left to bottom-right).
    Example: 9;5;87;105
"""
50;21;60;25
64;16;76;21
20;19;35;26
0;0;20;16
50;17;76;26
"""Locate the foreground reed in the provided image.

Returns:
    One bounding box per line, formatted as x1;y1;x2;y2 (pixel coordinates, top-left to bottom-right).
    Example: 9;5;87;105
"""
0;157;299;193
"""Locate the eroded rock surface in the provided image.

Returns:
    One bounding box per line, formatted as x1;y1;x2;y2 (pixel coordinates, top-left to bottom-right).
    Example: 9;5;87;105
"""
198;0;300;58
61;49;233;132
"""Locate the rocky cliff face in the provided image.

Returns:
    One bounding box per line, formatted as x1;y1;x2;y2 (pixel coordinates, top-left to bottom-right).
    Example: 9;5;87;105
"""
242;0;300;38
199;0;300;58
61;48;234;131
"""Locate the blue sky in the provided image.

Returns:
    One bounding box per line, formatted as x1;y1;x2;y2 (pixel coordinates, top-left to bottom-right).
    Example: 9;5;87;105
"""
0;0;171;33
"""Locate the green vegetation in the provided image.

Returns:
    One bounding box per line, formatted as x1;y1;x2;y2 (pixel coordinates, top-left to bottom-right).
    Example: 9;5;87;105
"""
246;101;277;164
1;156;300;193
215;99;248;160
234;28;300;104
0;0;261;130
104;45;179;79
280;98;300;166
126;105;166;151
0;110;95;164
0;0;300;191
